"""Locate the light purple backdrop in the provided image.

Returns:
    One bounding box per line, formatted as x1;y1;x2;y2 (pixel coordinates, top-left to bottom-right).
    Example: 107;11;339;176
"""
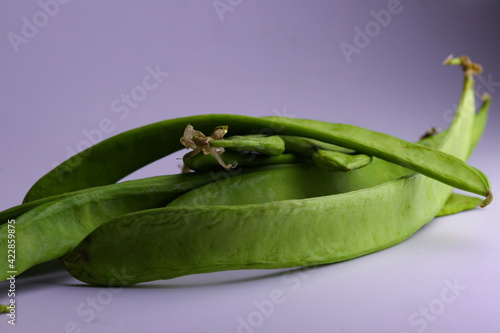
1;1;499;332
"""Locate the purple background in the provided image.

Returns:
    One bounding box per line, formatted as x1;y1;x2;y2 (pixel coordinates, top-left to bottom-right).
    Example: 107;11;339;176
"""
1;1;499;332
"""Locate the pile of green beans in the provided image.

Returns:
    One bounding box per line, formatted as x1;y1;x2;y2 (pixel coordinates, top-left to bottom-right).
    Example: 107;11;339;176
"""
0;56;494;305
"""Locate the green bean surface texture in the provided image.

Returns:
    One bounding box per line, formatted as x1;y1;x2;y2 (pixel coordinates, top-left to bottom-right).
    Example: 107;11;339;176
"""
312;150;373;172
209;135;286;156
436;193;483;217
0;56;492;309
0;172;228;279
4;89;488;281
170;92;490;208
62;56;491;286
26;112;491;204
24;59;492;205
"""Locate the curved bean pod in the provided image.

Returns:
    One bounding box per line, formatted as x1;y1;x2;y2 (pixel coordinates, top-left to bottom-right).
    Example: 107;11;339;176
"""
3;89;488;281
183;151;301;172
24;60;492;205
0;172;226;279
63;57;486;285
209;135;285;156
436;193;482;217
312;150;372;172
280;135;355;155
279;135;373;171
170;91;490;207
182;90;488;176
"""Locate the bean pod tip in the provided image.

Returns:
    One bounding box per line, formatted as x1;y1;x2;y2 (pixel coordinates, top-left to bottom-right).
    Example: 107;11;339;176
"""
479;190;493;208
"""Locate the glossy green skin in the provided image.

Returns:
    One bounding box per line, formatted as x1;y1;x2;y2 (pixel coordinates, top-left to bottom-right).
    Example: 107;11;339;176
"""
63;64;484;286
25;100;491;204
0;172;224;280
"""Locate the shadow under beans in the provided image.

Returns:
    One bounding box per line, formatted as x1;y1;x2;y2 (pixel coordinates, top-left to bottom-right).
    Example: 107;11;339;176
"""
0;260;70;296
17;259;67;278
64;265;324;289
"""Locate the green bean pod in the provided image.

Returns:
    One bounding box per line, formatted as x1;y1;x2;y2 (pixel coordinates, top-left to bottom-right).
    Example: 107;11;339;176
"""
183;151;301;172
28;110;491;204
24;60;492;205
172;91;491;207
62;57;489;286
278;135;373;172
4;88;488;280
62;173;474;286
312;150;372;172
0;172;228;279
436;193;482;217
209;135;285;156
0;190;81;223
280;135;356;156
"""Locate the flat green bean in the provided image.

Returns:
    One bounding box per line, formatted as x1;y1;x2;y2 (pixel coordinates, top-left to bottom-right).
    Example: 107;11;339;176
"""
0;172;226;279
209;135;285;156
280;135;355;156
24;63;492;205
5;87;489;279
312;150;372;172
279;135;373;171
436;193;482;217
170;92;490;207
183;151;301;172
63;57;488;285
